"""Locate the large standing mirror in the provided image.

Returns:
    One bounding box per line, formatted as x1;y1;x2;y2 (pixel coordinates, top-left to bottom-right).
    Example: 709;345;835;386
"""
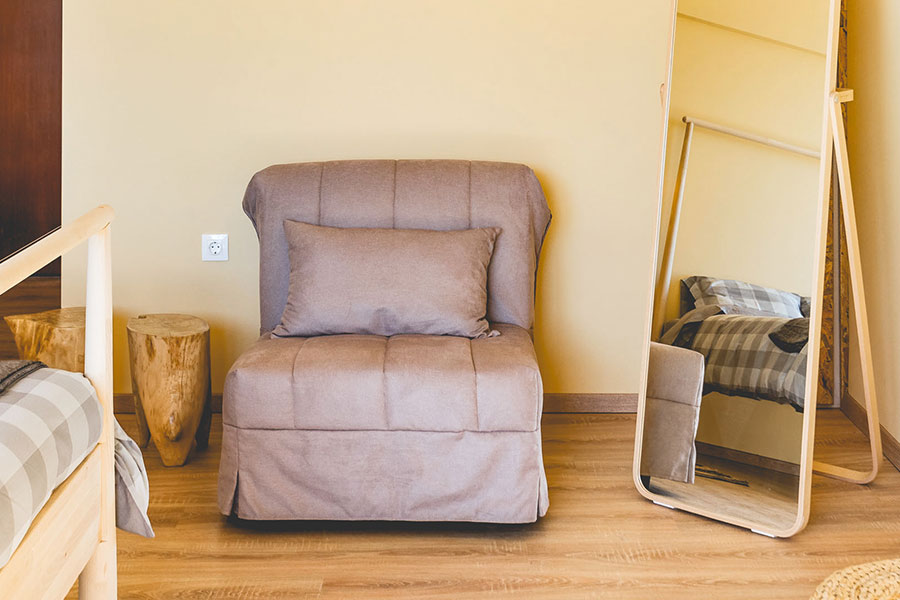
635;0;839;537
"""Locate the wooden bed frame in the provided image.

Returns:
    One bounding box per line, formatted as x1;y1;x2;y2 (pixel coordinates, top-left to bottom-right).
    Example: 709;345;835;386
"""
0;206;116;599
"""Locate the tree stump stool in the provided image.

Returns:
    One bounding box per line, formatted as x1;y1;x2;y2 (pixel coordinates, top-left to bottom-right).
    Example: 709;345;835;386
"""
4;307;86;371
127;314;212;467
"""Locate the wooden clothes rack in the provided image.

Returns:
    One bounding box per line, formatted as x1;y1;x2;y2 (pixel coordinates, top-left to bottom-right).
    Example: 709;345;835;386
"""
652;93;882;486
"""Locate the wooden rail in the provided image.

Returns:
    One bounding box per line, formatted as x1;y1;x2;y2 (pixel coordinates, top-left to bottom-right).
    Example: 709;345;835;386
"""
683;116;820;159
0;205;114;295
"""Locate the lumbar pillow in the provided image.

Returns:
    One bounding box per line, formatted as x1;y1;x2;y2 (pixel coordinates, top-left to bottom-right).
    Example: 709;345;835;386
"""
275;221;500;338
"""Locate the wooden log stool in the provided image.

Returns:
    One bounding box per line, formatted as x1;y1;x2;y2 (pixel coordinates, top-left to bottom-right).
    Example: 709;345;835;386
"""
127;314;212;466
4;307;86;371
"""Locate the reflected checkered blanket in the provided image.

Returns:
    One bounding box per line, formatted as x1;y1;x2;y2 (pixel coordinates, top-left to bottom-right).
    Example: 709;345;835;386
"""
691;314;808;410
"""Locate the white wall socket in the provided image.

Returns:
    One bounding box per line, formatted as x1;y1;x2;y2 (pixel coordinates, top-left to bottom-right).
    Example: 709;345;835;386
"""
202;234;228;261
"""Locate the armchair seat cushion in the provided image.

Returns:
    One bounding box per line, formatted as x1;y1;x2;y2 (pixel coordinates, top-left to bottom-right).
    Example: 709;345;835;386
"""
223;323;541;433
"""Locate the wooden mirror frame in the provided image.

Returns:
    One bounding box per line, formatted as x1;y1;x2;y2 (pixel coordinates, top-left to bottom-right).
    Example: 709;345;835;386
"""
633;0;849;538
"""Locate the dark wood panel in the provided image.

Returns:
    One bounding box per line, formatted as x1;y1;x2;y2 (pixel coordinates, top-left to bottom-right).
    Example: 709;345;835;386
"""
0;0;62;275
0;276;60;358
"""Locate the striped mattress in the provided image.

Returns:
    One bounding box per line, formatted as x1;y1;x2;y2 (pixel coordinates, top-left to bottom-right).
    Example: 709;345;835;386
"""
0;368;102;568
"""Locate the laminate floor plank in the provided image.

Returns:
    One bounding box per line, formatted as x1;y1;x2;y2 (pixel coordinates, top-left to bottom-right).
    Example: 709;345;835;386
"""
63;411;899;599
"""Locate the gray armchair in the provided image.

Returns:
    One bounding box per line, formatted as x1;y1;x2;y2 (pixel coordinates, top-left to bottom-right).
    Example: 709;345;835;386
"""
640;342;705;484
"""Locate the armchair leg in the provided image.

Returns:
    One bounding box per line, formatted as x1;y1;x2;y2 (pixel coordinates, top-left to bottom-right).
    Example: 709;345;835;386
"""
78;540;117;599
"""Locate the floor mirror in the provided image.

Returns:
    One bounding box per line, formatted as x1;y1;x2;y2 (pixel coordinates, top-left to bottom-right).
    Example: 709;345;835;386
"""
634;0;844;538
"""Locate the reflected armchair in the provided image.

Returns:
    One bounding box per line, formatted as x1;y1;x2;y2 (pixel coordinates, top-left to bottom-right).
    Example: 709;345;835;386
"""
640;342;704;484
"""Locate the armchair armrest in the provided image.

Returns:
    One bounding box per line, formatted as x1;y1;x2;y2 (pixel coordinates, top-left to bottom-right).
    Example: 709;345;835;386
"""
641;343;705;484
647;342;704;407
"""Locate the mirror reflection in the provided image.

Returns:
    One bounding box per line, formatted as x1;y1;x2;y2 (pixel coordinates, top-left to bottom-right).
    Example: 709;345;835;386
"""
640;0;830;532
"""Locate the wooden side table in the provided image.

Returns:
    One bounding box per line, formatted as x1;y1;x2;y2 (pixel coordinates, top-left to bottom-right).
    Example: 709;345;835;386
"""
127;314;212;467
4;307;86;371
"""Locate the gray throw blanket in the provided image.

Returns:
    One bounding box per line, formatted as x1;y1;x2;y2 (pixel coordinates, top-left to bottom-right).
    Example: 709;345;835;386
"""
0;360;46;395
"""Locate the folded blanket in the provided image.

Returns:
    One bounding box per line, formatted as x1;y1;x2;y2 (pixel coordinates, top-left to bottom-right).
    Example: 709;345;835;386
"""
0;360;46;395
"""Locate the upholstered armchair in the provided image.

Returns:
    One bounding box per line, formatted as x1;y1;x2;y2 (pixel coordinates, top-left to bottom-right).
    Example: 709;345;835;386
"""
218;160;551;523
640;342;704;484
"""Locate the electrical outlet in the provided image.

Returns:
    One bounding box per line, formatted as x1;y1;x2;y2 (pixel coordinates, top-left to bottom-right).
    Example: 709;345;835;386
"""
202;234;228;261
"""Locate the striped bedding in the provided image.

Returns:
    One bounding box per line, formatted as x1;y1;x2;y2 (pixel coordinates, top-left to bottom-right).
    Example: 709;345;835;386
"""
692;314;808;410
0;368;102;568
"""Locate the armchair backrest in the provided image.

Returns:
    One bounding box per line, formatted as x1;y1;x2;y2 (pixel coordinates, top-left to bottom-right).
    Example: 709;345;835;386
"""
243;160;551;334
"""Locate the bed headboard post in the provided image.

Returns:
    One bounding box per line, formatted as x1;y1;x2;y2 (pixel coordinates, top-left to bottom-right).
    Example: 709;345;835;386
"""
80;223;119;596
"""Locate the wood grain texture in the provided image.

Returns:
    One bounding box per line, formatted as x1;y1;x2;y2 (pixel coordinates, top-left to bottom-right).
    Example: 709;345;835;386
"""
0;448;101;600
0;276;60;359
649;453;801;533
819;0;851;407
0;0;61;276
79;223;117;599
543;393;637;413
127;314;212;466
841;394;900;472
61;410;900;600
812;90;883;485
4;306;84;371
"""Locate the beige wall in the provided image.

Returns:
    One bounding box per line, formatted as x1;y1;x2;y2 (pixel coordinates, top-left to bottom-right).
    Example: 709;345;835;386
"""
61;1;675;394
679;0;828;55
847;1;900;441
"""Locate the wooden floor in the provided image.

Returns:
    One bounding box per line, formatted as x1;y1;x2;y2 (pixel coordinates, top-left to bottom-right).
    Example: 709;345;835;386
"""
66;410;899;600
650;453;801;532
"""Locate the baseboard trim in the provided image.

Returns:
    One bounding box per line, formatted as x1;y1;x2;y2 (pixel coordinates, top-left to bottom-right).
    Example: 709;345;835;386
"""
543;393;638;413
113;391;895;467
840;393;900;472
114;392;638;415
695;441;800;476
113;394;131;414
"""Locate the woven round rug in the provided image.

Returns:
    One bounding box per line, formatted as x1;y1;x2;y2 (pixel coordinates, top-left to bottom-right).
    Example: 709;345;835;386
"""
811;559;900;600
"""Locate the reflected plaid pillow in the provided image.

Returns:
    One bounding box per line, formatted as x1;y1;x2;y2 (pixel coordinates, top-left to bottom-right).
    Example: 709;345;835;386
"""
683;275;803;319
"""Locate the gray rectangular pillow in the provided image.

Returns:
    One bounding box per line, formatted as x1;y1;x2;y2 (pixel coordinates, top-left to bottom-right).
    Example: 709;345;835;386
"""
275;221;500;338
